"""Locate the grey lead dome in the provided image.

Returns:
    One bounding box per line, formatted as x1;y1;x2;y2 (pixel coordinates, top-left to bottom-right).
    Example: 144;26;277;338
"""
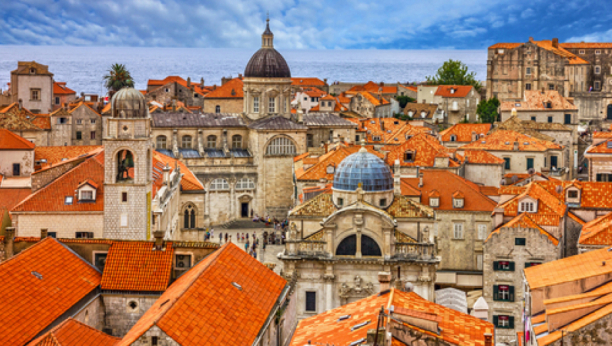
333;150;394;192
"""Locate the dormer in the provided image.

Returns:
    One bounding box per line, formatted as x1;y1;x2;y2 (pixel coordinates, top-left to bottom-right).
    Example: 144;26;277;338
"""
77;179;98;202
518;196;537;213
403;150;415;163
452;191;465;208
428;190;440;207
565;184;581;206
434;154;449;168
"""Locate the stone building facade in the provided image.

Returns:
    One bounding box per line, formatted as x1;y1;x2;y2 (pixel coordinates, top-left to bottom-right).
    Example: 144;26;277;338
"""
348;91;391;118
484;218;561;344
70;103;103;146
144;76;207;109
9;61;54;114
432;85;480;124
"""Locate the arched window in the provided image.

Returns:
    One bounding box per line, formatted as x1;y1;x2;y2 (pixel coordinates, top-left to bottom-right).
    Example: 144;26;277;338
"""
207;135;217;148
232;135;242;149
236;178;255;190
182;135;192;149
266;137;296;156
156;135;167;149
450;135;457;142
190;209;196;228
215;105;221;113
116;149;134;183
210;178;229;190
335;235;381;256
184;210;189;228
183;205;196;228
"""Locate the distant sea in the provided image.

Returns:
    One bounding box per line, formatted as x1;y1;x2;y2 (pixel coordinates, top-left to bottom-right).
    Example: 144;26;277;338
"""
0;46;487;95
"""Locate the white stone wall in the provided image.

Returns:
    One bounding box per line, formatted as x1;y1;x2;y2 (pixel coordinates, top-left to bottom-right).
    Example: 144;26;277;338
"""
103;295;159;337
15;74;53;113
0;149;33;177
125;324;179;346
13;212;104;238
464;163;504;187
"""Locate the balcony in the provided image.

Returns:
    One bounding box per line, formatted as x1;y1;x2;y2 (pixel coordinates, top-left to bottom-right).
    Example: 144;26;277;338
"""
394;242;437;261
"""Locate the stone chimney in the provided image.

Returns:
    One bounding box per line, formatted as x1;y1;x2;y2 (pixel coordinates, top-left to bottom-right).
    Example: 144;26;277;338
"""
484;333;493;346
529;36;534;42
172;99;177;112
394;159;401;196
418;172;424;188
18;99;22;110
163;163;171;185
513;141;519;151
200;77;204;88
378;271;392;292
552;38;559;48
187;77;191;87
40;228;48;239
153;230;165;250
4;227;15;259
471;131;477;142
380;120;385;132
492;207;505;229
238;73;243;80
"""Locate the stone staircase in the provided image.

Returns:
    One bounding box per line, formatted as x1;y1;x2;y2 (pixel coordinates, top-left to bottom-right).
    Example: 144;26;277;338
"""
219;219;274;229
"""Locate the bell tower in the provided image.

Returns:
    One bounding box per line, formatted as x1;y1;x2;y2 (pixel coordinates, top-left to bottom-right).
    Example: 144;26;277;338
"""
103;87;153;240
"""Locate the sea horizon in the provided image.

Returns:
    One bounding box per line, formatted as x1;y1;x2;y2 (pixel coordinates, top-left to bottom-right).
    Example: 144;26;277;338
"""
0;45;487;95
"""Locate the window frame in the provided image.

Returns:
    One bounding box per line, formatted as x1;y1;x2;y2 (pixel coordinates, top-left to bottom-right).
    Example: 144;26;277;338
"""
30;88;41;101
305;291;317;312
181;135;192;149
253;96;259;113
453;223;464;239
478;224;487;240
268;97;276;113
515;237;526;246
210;178;230;191
231;135;242;149
207;135;217;148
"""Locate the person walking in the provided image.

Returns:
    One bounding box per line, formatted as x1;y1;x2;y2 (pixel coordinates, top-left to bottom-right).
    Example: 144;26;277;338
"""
219;232;222;243
229;235;232;243
245;241;250;252
210;228;214;238
225;233;228;243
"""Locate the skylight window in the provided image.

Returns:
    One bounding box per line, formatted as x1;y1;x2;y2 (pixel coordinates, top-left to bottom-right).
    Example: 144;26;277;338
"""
231;282;242;291
31;271;43;280
337;315;351;322
351;320;370;331
349;338;366;346
65;196;73;205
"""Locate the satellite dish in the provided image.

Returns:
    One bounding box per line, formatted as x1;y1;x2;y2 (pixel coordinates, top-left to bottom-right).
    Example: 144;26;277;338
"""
528;168;535;175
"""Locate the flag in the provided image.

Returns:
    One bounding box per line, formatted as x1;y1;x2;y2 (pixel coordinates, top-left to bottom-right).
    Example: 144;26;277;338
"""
589;86;593;92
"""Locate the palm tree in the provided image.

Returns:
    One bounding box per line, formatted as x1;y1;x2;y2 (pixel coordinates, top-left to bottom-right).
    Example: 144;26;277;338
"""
103;63;134;93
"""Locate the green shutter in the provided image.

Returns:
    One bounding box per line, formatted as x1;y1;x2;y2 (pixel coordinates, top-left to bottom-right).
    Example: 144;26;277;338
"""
493;285;499;301
493;315;499;327
509;286;515;302
509;262;515;271
509;316;515;329
493;261;499;271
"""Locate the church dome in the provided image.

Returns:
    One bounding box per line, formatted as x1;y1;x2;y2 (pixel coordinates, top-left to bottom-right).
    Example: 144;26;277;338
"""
111;87;147;118
244;18;291;78
333;148;393;192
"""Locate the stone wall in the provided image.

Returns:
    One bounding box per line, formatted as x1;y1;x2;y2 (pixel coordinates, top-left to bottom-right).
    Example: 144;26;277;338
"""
0;149;33;177
71;105;103;146
123;324;179;346
73;295;106;331
547;311;612;346
12;129;50;146
50;118;73;146
484;227;560;343
103;295;159;337
31;158;83;191
464;163;504;187
203;98;243;114
572;92;612;126
14;74;53;113
145;82;204;108
13;212;104;238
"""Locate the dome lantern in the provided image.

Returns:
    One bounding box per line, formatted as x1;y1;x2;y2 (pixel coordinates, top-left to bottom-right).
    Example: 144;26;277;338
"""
244;18;291;79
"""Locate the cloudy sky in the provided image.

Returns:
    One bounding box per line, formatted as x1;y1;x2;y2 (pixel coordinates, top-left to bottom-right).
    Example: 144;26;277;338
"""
1;0;611;49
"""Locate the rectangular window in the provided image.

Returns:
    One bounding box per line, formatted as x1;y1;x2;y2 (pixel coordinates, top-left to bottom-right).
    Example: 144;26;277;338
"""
526;67;531;75
548;84;555;91
48;232;57;238
531;116;536;121
515;237;526;246
120;214;128;227
504;158;511;170
547;116;552;123
268;97;275;113
595;66;601;74
596;174;612;182
579;50;585;54
76;232;93;239
379;198;387;207
91;119;96;124
478;224;487;240
253;97;259;113
175;254;192;270
337;198;344;207
525;83;531;90
453;223;464;239
122;192;128;202
527;158;534;169
519;202;534;213
305;291;316;312
493;285;515;302
76;131;82;140
55;97;60;105
64;196;73;205
76;119;82;125
564;114;571;124
90;131;96;140
493;261;515;271
30;88;41;101
152;336;158;346
550;156;558;169
595;81;601;90
568;190;578;198
494;315;515;329
94;253;107;271
80;190;93;200
477;254;483;270
596;50;601;55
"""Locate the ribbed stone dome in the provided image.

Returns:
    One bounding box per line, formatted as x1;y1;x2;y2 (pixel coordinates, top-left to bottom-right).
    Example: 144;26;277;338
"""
244;48;291;78
333;149;393;192
111;87;147;118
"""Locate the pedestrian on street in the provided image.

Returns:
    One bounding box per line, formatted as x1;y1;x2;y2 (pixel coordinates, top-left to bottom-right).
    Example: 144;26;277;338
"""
229;235;232;243
219;233;222;243
210;228;214;238
225;233;228;243
245;241;249;252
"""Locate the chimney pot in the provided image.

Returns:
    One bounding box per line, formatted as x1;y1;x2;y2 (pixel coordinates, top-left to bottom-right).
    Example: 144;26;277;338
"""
552;38;559;48
153;230;165;250
378;271;392;292
484;333;493;346
18;99;23;110
5;227;15;259
41;228;48;239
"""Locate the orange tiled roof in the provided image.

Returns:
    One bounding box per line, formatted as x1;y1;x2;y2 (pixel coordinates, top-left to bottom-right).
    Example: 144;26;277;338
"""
439;123;492;142
489;43;522;49
203;78;243;99
302;87;326;98
531;40;589;65
0;103;43;131
501;90;577;111
147;76;211;96
27;318;120;346
0;188;31;224
462;150;505;164
30;114;51;130
580;182;612;209
386;133;461;168
479;186;500;196
53;82;76;95
0;237;102;346
153;150;204;191
34;145;102;167
321;94;335;101
499;182;566;226
402;170;496;212
458;130;562;152
360;91;390;106
297;145;383;181
587;139;612;154
387;195;434;218
291;77;326;86
289;289;494;346
101;241;175;292
579;212;612;246
348;81;398;94
69;101;101;117
435;85;473;98
118;242;287;346
13;152;104;213
560;43;612;49
348;118;429;144
593;131;612;139
0;128;35;149
488;213;559;245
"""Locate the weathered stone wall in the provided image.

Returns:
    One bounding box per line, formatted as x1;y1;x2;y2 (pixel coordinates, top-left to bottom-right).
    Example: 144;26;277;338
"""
73;295;106;331
588;156;612;182
14;74;53;113
31;159;82;191
433;91;480;124
203;98;243;114
145;82;204;108
12;212;104;238
464;163;504;187
71;105;103;146
103;295;159;337
12;129;50;146
128;325;180;346
484;227;560;343
547;311;612;346
572;92;612;126
0;149;33;177
485;149;565;175
50;119;73;146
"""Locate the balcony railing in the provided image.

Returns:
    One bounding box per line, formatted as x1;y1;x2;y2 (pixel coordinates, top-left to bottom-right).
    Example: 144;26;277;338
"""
394;242;436;260
297;240;327;256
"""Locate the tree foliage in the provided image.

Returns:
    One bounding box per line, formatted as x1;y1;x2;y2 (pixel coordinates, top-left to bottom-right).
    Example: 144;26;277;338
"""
476;97;500;124
426;59;481;91
395;95;416;109
103;63;134;92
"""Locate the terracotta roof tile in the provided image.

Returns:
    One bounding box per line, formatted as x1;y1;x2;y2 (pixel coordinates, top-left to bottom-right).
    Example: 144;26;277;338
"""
35;145;102;167
348;81;398;94
435;85;473;98
30;114;51;130
203;78;243;99
0;188;31;222
440;123;492;142
291;78;326;86
153;151;204;191
0;237;101;346
531;40;589;65
118;243;287;346
53;82;76;95
501;90;576;111
489;43;522;49
458;130;562;152
290;289;494;346
587;139;612;154
488;213;559;245
27;318;120;346
560;43;612;49
101;242;175;292
579;212;612;246
297;145;383;181
348;118;429;145
387;195;434;218
462;150;505;164
0;128;35;149
386;133;461;168
402;170;496;212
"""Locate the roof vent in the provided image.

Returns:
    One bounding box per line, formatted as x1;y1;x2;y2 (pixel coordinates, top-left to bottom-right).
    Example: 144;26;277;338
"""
231;282;242;290
505;141;510;145
31;271;43;280
349;339;366;346
351;320;371;331
481;141;486;144
524;142;529;145
337;315;351;322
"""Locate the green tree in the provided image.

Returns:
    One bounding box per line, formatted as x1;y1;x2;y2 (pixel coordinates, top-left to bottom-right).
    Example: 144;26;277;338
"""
395;95;416;109
426;59;481;91
476;97;500;124
103;63;134;92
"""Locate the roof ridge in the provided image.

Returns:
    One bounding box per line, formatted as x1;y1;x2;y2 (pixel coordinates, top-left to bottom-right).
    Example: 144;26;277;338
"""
0;236;55;267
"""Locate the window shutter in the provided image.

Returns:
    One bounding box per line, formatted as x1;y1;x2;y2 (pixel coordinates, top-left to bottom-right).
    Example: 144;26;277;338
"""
493;285;499;301
493;261;499;271
509;316;515;329
493;315;499;327
509;286;515;302
509;262;515;271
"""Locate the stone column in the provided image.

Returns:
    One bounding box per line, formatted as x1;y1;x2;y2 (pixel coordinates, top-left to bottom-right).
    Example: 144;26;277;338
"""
383;227;392;258
356;229;362;258
323;271;335;311
325;225;335;254
229;177;236;220
197;130;204;156
172;129;179;158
